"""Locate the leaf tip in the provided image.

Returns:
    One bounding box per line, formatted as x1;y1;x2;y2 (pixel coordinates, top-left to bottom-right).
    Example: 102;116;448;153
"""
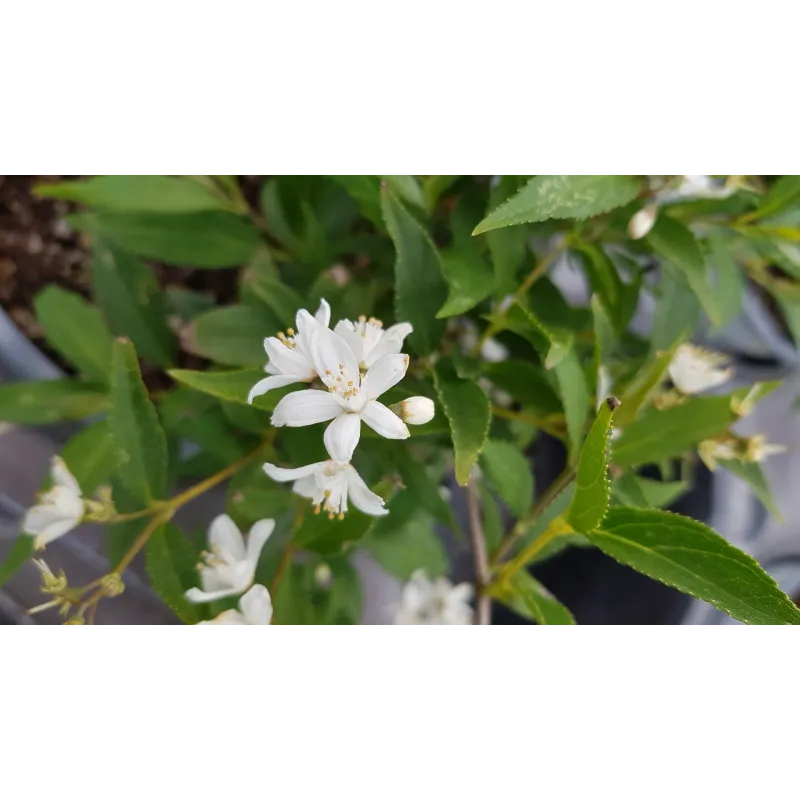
605;396;621;412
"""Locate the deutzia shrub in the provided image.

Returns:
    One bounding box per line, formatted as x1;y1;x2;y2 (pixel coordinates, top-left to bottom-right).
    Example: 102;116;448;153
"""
2;175;800;625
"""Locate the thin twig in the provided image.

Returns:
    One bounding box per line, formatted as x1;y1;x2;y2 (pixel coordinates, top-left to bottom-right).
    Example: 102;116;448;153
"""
466;477;491;625
492;466;576;565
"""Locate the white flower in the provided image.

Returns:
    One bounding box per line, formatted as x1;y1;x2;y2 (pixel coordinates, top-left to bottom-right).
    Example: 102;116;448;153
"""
699;434;786;470
396;396;435;425
263;460;387;518
271;326;411;463
661;175;736;203
247;299;331;403
628;203;658;240
198;584;273;625
668;344;732;395
22;457;85;549
185;515;274;604
698;438;740;470
334;315;413;369
394;570;474;625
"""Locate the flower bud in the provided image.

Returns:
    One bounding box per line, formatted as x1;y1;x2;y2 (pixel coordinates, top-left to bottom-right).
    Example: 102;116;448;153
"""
396;397;435;425
627;203;658;240
100;573;125;597
314;563;333;589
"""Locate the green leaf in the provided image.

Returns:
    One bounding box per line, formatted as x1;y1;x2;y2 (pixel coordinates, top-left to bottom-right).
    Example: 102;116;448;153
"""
365;508;448;581
329;176;384;229
246;277;306;329
59;421;116;495
436;246;494;318
718;458;781;520
90;242;176;367
110;339;168;504
567;399;616;532
0;535;35;589
433;360;491;485
146;523;201;624
380;176;425;209
611;473;688;509
577;245;630;334
481;487;504;551
228;488;293;528
168;367;291;409
36;175;231;214
272;563;317;624
613;395;735;468
588;507;800;625
486;176;529;293
552;349;589;463
78;210;260;268
424;175;460;209
0;380;107;424
650;266;700;353
751;176;800;221
381;186;447;355
480;439;533;518
707;232;745;329
190;304;281;367
615;344;678;427
33;286;113;383
493;571;575;625
473;175;641;234
394;452;459;533
513;302;572;369
484;361;562;415
647;215;720;325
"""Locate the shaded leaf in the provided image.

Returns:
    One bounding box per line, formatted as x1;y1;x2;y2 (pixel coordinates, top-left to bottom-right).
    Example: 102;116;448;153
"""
552;349;589;463
718;458;781;520
480;439;533;518
493;571;575;625
433;360;491;485
436;246;494;318
59;421;115;496
381;186;447;354
190;304;281;367
109;339;168;503
33;286;113;383
0;535;35;589
0;380;107;425
146;523;201;624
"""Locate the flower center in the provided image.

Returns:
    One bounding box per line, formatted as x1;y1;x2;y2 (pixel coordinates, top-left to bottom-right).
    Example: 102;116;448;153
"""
276;327;298;349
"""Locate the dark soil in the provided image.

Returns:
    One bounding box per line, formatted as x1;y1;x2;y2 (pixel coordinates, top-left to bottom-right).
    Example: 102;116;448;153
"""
0;176;247;389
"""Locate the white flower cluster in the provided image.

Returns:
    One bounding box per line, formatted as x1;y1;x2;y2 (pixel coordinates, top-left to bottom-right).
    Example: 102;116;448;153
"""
250;300;434;519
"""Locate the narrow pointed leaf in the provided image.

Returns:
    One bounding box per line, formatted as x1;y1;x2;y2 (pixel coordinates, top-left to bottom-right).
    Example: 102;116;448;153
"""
567;398;617;532
433;360;491;485
110;339;168;504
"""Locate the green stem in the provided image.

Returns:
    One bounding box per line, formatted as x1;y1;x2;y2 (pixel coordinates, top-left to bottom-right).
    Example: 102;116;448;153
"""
492;466;576;566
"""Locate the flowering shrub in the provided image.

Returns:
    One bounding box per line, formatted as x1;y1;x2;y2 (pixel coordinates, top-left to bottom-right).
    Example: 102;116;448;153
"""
1;175;799;624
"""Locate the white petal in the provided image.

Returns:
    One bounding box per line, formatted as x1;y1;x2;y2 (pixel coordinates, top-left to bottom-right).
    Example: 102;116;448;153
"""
51;457;81;496
362;331;404;367
271;390;343;427
292;474;320;500
361;400;410;440
263;461;325;483
198;609;248;625
239;584;273;625
360;353;409;400
24;508;80;548
345;466;388;516
399;396;435;425
309;326;360;390
385;322;413;341
627;204;658;240
247;373;301;404
186;586;243;604
245;519;275;566
323;413;362;463
314;299;331;327
264;337;312;376
208;514;246;562
334;320;365;364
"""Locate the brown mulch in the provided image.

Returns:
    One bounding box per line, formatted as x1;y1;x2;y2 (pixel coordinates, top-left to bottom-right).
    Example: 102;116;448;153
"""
0;176;248;386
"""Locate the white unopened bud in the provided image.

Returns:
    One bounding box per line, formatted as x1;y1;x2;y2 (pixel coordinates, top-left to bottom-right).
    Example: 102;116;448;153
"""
314;563;333;589
627;203;658;240
397;397;435;425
